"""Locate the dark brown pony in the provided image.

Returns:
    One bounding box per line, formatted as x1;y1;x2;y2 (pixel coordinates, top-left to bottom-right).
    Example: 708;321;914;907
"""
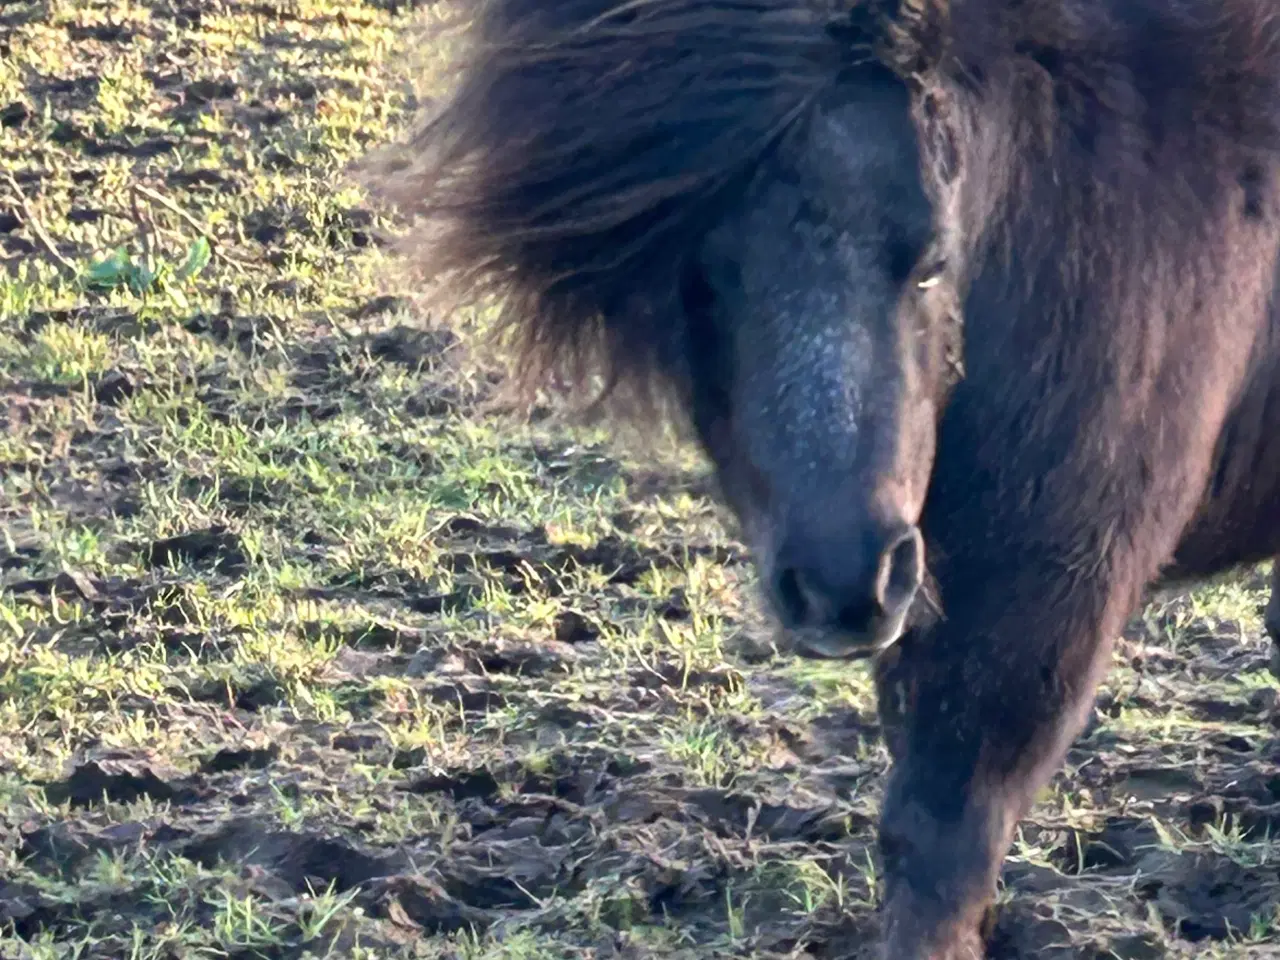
365;0;1280;956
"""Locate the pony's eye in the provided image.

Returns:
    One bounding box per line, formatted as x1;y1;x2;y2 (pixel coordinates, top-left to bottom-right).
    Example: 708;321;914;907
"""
915;259;947;290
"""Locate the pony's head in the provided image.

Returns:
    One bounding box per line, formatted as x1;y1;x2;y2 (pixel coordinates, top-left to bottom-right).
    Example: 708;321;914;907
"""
368;0;962;658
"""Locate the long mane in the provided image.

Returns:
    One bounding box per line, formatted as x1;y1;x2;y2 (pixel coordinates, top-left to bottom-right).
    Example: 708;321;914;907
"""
365;0;1280;416
362;0;871;412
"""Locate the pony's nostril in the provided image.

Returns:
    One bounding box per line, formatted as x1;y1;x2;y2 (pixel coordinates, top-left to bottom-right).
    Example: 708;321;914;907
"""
777;566;877;633
835;596;879;634
876;526;925;619
774;566;810;626
772;524;923;638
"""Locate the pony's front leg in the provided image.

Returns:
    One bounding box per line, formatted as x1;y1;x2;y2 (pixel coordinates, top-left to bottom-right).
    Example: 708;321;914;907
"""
870;552;1155;959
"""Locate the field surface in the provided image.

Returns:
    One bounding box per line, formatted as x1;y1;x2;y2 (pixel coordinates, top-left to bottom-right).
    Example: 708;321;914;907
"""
4;2;1280;958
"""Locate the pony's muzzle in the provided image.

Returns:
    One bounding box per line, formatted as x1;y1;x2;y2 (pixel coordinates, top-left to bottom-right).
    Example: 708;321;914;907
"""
771;524;924;658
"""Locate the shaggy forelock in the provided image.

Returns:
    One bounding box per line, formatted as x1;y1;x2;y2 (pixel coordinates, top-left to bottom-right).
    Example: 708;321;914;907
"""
363;0;878;416
364;0;1280;423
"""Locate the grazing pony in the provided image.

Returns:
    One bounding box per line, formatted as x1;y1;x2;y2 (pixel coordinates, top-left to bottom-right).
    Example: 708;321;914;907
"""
366;0;1280;956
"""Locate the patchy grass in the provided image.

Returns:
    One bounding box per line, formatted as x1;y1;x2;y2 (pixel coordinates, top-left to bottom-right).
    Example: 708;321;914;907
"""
2;1;1280;957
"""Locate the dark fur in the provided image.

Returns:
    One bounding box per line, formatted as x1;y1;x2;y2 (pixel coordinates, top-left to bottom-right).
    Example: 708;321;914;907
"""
368;1;1280;957
874;2;1280;956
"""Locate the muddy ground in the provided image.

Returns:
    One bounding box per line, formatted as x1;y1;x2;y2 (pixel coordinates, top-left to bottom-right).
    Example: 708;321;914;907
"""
3;1;1280;958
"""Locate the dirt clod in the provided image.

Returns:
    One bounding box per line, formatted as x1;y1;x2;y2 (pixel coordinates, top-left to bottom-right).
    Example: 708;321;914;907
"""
142;525;248;574
44;755;192;808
